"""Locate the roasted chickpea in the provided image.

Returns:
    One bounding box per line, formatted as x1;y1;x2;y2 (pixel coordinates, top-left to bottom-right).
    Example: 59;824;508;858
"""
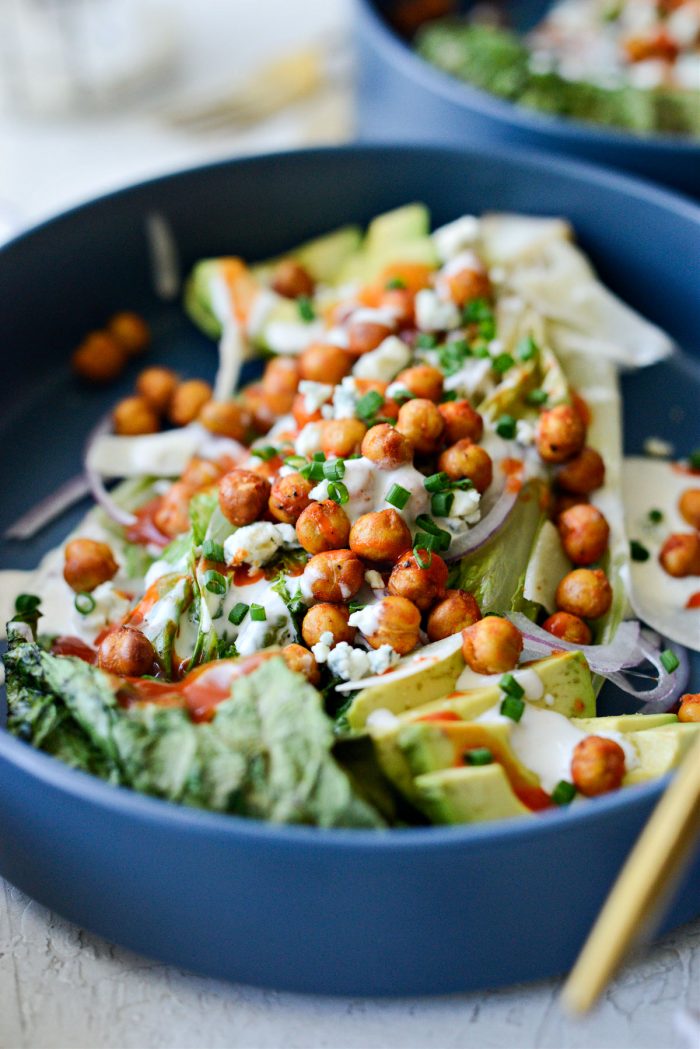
181;457;224;489
97;626;156;677
659;532;700;577
72;331;126;384
301;603;356;648
299;342;353;385
198;399;249;442
154;481;193;537
302;550;364;603
169;379;212;427
461;617;523;675
268;472;314;524
321;418;367;459
361;423;413;469
136;366;178;414
425;589;481;641
542;611;592;645
444;264;492;307
281;643;321;686
388;550;448;611
556;568;612;620
271;259;314;300
551;492;589;523
438;400;484;445
347;319;393;356
678;693;700;723
679;488;700;529
63;538;118;593
558;504;610;566
240;382;275;434
360;595;421;655
296;500;351;554
396;398;444;455
556;447;605;495
107;311;150;355
261;357;300;415
395;365;443;403
218;469;270;526
438;440;493;493
112;396;160;436
571;736;626;797
349;509;412;563
536;404;586;464
379;288;414;326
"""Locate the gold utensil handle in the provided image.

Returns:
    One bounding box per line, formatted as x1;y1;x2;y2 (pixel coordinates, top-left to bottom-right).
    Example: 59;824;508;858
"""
563;730;700;1014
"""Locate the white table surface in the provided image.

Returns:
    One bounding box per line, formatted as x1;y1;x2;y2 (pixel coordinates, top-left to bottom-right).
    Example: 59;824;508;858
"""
1;2;698;1046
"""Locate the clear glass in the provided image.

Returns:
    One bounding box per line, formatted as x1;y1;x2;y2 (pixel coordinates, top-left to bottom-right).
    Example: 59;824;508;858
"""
0;0;179;115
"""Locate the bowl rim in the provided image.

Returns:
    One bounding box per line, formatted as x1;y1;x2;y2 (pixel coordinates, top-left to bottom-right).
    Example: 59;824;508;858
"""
357;0;700;154
1;141;698;851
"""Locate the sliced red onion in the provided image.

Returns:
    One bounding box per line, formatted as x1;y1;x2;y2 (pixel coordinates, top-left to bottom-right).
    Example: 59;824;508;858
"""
510;613;689;712
444;483;519;561
3;473;91;540
84;414;137;528
510;613;643;673
608;633;690;713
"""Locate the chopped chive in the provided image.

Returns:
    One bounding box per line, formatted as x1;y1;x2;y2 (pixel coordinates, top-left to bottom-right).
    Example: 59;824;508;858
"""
525;388;548;406
14;593;41;614
424;471;450;493
492;352;514;375
551;780;577;806
385;277;406;290
297;295;316;322
660;648;679;673
414;514;451;551
250;604;267;622
74;592;96;615
322;458;345;481
203;569;228;596
229;603;249;625
441;390;457;402
465;747;493;766
386;483;411;510
431;491;454;517
516;335;538;361
356;390;384;423
202;539;225;562
474;345;491;358
301;460;326;482
327;480;349;505
500;695;525;722
416;333;437;349
496;413;517;439
499;673;525;699
648;508;664;524
312;451;326;461
348;600;366;614
451;478;474;491
251;445;277;461
413;543;433;569
630;539;650;562
284;455;306;470
689;449;700;470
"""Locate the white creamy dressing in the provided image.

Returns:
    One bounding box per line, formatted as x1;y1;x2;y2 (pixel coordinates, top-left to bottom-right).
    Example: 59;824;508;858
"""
622;457;700;651
455;664;546;698
298;380;333;414
309;456;430;528
432;215;481;262
235;588;295;656
264;319;325;355
223;522;298;569
414;289;460;332
294;422;324;457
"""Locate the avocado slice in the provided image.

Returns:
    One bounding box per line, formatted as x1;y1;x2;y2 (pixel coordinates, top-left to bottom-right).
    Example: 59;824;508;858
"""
336;203;439;285
623;723;700;784
251;225;363;285
414;765;531;823
571;713;678;734
344;635;465;732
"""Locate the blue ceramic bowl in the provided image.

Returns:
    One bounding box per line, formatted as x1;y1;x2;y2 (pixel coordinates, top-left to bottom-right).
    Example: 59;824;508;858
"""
355;0;700;199
0;144;699;996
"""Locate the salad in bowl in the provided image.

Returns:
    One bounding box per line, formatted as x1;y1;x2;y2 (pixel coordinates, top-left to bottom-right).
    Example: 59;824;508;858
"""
2;204;698;830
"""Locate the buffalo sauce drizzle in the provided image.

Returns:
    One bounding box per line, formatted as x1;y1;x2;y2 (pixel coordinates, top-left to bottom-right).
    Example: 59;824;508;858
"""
415;712;552;812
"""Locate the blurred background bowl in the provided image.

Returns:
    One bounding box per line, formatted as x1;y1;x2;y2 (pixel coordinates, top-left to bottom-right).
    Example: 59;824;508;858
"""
355;0;700;198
